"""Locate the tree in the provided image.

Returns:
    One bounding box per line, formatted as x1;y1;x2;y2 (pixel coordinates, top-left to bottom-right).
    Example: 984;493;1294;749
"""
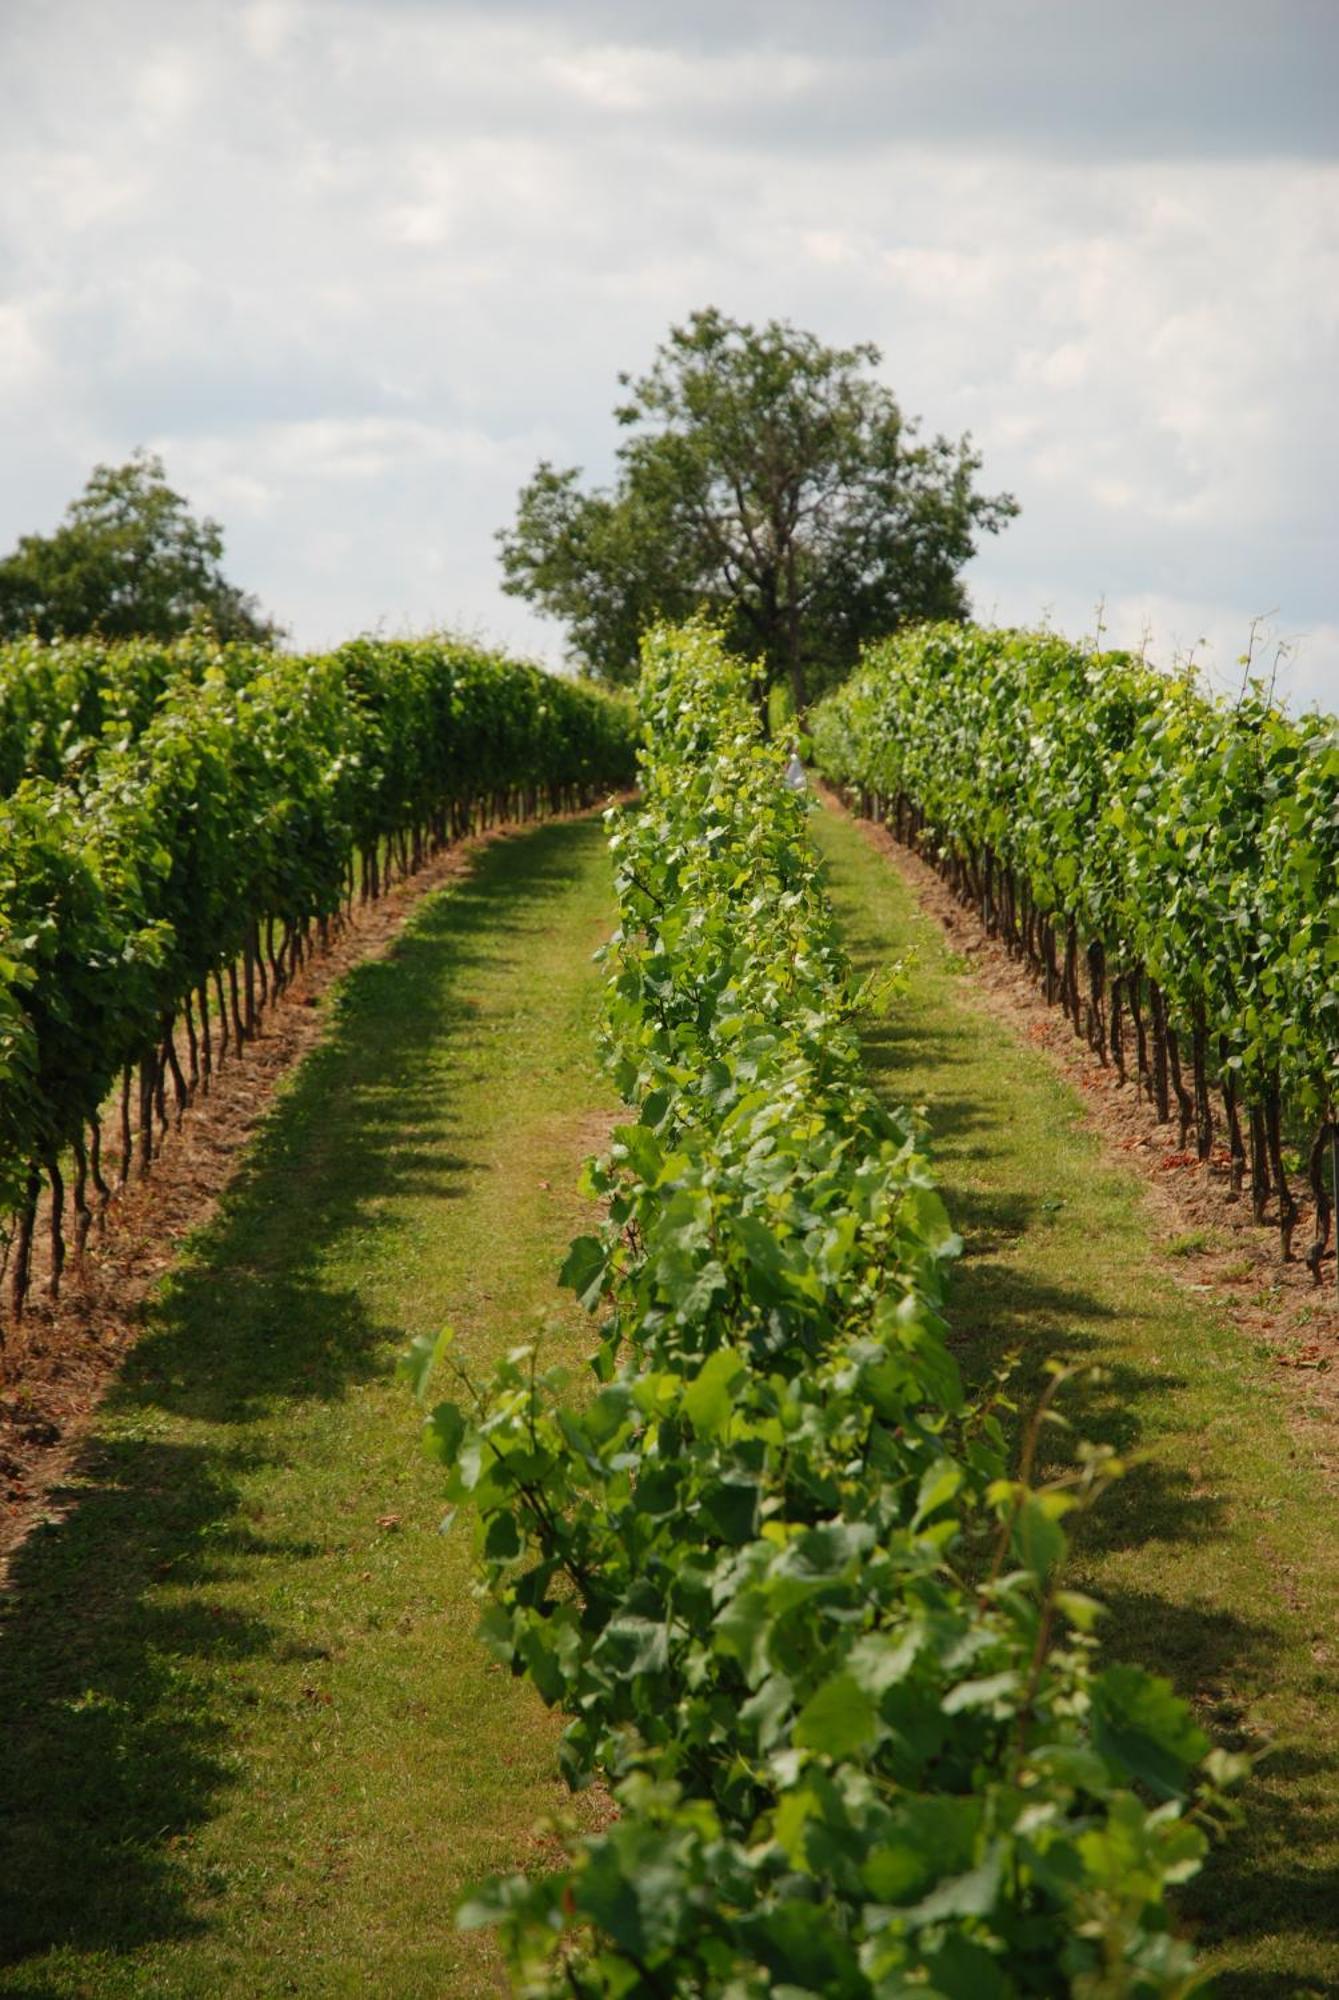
0;450;280;644
498;308;1018;712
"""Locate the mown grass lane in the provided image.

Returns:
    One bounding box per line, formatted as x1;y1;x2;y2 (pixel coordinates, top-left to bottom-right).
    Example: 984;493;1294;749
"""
0;814;616;1999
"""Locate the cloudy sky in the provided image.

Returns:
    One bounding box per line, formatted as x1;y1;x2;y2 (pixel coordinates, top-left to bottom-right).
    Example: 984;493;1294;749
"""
2;0;1336;704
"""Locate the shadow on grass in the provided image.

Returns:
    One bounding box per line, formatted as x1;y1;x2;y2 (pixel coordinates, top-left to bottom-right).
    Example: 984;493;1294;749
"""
933;1210;1339;1981
1193;1737;1339;1999
0;815;608;1968
1110;1602;1339;1999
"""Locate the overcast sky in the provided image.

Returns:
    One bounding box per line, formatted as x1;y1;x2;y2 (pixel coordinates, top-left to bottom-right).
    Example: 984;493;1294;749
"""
2;0;1336;705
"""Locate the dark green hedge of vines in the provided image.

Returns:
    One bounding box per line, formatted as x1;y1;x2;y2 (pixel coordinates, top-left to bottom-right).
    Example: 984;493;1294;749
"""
813;625;1339;1276
0;633;634;1323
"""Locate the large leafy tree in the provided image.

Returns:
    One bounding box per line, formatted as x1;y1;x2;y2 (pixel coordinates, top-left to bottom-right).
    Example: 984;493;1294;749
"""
0;450;280;644
498;308;1018;710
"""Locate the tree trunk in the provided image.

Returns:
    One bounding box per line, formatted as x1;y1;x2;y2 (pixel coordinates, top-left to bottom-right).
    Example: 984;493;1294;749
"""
10;1162;41;1322
1148;980;1171;1124
1305;1120;1332;1283
71;1132;92;1270
1219;1044;1245;1195
46;1152;65;1299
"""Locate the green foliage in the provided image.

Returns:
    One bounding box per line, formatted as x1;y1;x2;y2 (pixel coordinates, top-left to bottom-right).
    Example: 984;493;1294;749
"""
0;631;253;795
498;310;1017;710
0;634;634;1226
413;622;1238;1995
809;625;1339;1118
0;451;278;644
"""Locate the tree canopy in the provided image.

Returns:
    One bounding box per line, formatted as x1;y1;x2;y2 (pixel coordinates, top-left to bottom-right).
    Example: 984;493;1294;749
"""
0;450;280;645
498;308;1018;710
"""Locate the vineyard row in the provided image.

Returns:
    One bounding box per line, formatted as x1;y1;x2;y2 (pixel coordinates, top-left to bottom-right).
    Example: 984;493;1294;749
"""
0;633;634;1332
813;624;1339;1278
407;622;1238;1996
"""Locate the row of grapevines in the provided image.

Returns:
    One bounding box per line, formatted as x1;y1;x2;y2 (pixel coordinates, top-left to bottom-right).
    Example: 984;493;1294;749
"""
0;632;273;795
407;623;1238;1997
811;625;1339;1273
0;636;634;1327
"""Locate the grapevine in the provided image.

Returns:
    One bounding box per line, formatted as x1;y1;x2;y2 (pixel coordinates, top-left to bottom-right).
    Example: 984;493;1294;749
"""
812;625;1339;1280
408;622;1239;1997
0;634;634;1331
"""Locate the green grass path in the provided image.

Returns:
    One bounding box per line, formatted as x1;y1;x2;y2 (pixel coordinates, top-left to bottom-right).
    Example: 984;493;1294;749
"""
812;799;1339;2000
0;815;617;1999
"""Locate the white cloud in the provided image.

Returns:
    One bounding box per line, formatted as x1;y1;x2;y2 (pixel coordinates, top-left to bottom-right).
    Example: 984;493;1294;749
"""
132;49;199;131
546;48;653;113
240;0;298;62
0;0;1333;708
0;303;51;395
25;154;148;234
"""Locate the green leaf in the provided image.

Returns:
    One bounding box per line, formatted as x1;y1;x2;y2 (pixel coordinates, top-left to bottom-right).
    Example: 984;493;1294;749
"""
792;1671;879;1759
613;1121;664;1184
596;1615;669;1680
846;1628;922;1696
861;1796;981;1904
713;1586;772;1682
398;1326;452;1401
559;1233;608;1309
1011;1493;1068;1581
681;1347;744;1439
907;1847;1003;1927
739;1671;794;1753
483;1511;521;1561
424;1399;465;1465
747;1902;864;1994
576;1825;683;1958
699;1472;760;1546
941;1670;1019;1715
901;1183;963;1257
913;1455;964;1528
1091;1664;1210;1800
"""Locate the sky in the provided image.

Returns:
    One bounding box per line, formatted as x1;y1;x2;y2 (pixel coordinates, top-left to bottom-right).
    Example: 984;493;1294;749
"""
1;0;1336;706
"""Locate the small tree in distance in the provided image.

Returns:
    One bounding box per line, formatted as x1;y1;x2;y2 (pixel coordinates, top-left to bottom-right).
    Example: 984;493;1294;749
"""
498;307;1018;713
0;449;280;645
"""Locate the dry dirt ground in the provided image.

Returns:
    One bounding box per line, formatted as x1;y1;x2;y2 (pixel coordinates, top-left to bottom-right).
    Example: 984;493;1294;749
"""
0;814;595;1580
832;792;1339;1483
